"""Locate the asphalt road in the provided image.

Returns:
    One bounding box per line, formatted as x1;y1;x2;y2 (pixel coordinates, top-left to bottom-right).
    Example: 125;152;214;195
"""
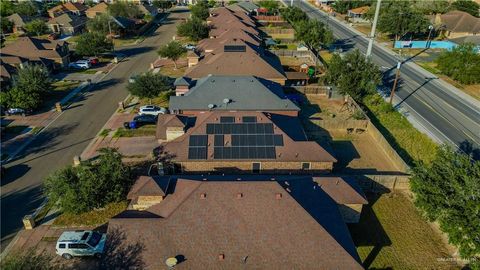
0;9;188;251
292;1;480;150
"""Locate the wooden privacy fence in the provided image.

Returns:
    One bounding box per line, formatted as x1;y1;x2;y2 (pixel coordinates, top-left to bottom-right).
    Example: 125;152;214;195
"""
262;28;295;35
254;15;283;22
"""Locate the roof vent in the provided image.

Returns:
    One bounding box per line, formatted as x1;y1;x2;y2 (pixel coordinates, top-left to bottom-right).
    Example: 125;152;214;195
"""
200;193;207;199
295;153;299;158
336;180;340;185
236;193;243;199
223;98;231;104
218;254;225;260
276;193;282;199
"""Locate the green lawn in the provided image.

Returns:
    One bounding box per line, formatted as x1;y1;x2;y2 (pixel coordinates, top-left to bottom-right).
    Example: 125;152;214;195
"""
363;94;438;165
349;193;459;270
52;81;81;92
52;201;127;227
113;125;156;138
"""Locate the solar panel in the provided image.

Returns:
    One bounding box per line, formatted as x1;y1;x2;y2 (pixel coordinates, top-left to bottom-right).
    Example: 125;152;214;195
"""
220;116;235;123
189;135;208;146
242;116;257;123
212;146;276;159
214;135;224;146
188;147;207;159
224;45;246;52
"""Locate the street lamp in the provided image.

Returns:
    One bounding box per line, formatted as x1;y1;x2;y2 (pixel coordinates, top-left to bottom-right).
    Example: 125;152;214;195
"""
426;25;434;49
389;61;401;104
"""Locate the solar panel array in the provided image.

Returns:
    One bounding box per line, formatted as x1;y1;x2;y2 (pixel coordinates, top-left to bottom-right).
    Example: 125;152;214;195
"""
206;123;274;135
188;118;283;160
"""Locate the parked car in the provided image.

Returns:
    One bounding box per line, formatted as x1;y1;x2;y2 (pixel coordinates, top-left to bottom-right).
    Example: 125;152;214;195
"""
56;231;106;260
6;108;30;116
123;114;157;129
184;44;196;50
128;74;139;84
85;57;99;66
139;105;168;116
68;60;91;69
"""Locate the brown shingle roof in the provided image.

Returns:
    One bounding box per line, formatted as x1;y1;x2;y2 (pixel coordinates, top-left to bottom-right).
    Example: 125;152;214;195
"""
109;179;363;269
63;2;88;12
314;177;368;204
156;115;187;140
127;176;170;200
1;37;67;61
348;6;369;15
439;11;480;33
86;2;108;13
160;111;336;163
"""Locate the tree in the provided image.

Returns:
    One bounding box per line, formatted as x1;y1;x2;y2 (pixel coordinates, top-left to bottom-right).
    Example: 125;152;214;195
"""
190;0;210;20
44;148;133;214
0;64;51;110
157;41;186;69
332;0;371;14
367;1;429;41
15;0;37;16
410;145;480;268
324;49;381;100
87;14;118;34
1;249;63;270
75;32;113;57
414;0;451;15
177;17;209;41
152;0;172;12
281;6;308;24
0;0;15;17
452;0;480;17
436;43;480;85
258;0;279;14
295;19;333;49
127;72;172;100
1;17;14;34
107;1;142;18
228;0;238;5
24;19;47;36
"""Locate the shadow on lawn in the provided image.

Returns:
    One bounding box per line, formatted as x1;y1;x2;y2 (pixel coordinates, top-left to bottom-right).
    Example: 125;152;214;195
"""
348;192;393;269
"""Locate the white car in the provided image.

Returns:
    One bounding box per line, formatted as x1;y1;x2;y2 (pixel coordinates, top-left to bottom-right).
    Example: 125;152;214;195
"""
139;105;168;116
184;44;196;50
69;60;91;69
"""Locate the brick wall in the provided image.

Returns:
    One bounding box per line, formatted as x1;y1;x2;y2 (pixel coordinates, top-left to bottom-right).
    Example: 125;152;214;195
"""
178;161;333;174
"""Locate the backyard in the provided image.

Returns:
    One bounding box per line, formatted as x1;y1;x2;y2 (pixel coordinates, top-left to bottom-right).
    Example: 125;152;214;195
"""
350;192;460;270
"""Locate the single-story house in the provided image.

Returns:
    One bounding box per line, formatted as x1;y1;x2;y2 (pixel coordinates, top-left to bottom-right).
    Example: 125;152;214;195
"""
85;2;109;18
1;37;70;69
48;13;87;36
347;6;369;23
47;2;88;18
6;13;32;34
433;10;480;39
108;175;366;269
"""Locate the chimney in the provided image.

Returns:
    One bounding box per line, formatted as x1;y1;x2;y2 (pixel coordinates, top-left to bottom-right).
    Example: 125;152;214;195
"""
200;193;207;199
276;193;282;199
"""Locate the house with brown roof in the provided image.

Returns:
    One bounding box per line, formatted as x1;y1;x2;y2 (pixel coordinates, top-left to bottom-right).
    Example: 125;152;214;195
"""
109;176;366;269
1;37;70;69
347;6;369;23
48;13;87;35
47;2;88;18
156;111;336;174
7;13;32;34
85;2;109;18
434;10;480;39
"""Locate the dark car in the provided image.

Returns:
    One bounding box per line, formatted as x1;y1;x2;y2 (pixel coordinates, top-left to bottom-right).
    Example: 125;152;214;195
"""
123;114;157;129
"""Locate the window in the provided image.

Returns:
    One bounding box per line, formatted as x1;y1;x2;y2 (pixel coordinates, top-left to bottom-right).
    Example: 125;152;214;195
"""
252;162;261;173
87;232;102;247
68;243;89;249
302;162;311;170
59;244;66;249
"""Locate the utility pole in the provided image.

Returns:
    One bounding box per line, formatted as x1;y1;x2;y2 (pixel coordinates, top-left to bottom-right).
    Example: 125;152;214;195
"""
390;62;401;104
366;0;381;57
291;0;293;7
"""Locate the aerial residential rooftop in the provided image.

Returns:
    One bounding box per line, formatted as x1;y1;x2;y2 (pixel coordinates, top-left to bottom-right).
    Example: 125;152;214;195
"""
109;177;365;269
169;75;299;114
